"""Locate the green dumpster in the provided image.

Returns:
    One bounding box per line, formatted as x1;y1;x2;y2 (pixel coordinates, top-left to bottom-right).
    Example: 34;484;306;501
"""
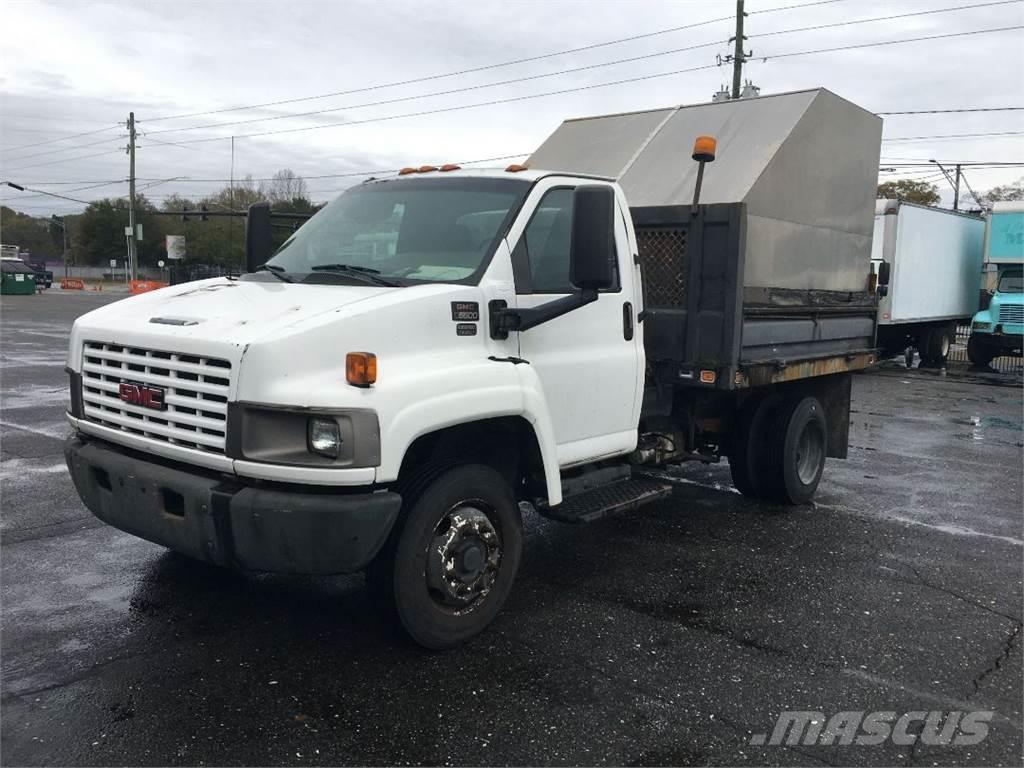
1;259;38;295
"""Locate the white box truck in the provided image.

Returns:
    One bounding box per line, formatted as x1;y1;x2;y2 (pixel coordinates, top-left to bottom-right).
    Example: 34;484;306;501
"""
871;200;985;365
64;89;882;647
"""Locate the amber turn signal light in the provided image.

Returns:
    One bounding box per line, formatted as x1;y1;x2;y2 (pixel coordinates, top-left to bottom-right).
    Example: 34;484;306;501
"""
346;352;377;387
692;135;717;163
699;369;716;384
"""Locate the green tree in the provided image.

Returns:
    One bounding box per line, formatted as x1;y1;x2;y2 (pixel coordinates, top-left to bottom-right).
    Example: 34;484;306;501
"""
877;179;941;206
0;207;63;260
73;194;167;267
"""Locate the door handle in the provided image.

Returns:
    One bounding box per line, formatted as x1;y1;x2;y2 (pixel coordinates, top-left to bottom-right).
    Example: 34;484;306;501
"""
623;302;634;341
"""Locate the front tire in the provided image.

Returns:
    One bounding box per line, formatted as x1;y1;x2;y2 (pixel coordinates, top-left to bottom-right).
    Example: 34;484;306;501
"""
967;334;994;367
378;464;522;650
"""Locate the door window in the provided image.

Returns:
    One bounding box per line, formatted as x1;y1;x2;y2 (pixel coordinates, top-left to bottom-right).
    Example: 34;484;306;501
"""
516;187;620;294
521;188;575;293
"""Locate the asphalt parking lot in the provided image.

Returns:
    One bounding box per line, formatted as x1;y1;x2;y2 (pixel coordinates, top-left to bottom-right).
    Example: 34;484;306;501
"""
2;290;1022;767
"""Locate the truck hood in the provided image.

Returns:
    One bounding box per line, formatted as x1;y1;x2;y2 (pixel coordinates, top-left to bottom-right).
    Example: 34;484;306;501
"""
71;277;398;349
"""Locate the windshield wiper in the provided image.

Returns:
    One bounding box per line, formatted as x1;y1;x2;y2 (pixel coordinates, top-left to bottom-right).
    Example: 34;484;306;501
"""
310;263;401;287
257;263;294;283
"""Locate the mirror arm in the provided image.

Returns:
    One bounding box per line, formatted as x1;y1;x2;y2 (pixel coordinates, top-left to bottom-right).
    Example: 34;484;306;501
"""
495;288;598;333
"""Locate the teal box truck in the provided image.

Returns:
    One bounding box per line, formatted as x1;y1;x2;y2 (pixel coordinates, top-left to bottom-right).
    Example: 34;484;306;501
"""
968;201;1024;366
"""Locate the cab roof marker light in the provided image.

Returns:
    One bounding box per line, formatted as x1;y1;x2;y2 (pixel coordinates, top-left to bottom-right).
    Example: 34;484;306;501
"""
505;164;528;172
418;165;438;173
398;167;417;175
439;164;461;172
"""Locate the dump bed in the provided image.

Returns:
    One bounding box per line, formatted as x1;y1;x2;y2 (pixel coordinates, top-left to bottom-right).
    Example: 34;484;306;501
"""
529;88;883;389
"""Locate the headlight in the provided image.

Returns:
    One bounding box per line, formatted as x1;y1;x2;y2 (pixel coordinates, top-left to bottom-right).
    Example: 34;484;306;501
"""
308;417;342;458
972;321;992;331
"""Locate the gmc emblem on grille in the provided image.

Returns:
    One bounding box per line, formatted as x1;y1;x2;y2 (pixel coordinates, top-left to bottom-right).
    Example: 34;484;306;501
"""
119;382;166;411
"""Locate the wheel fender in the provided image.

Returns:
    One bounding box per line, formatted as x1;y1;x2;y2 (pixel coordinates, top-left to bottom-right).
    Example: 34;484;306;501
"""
380;366;562;505
513;364;562;505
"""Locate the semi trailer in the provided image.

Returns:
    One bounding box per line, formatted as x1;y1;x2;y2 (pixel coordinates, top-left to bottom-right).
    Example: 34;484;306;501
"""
64;88;882;648
870;200;984;366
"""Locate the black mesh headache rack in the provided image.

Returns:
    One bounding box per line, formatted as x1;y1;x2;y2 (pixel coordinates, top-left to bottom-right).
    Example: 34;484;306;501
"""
528;88;883;391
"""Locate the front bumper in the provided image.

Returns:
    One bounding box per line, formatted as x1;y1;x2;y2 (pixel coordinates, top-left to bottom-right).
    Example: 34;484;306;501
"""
972;332;1024;355
65;436;402;575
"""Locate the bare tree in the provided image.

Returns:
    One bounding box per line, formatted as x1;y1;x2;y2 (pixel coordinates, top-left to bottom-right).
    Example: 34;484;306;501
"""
259;169;309;204
979;177;1024;206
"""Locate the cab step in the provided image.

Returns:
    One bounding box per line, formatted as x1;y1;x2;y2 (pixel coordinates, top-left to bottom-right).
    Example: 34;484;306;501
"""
539;477;674;524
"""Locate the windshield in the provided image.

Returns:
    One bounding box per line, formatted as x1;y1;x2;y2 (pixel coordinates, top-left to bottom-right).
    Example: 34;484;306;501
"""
265;176;530;285
998;270;1023;293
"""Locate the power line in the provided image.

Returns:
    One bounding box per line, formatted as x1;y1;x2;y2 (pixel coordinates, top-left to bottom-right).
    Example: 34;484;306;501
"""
883;130;1024;143
0;179;128;204
1;133;127;163
878;107;1024;115
0;147;127;174
143;41;727;137
140;0;848;125
137;25;1024;147
143;2;1017;140
1;124;122;154
2;178;126;186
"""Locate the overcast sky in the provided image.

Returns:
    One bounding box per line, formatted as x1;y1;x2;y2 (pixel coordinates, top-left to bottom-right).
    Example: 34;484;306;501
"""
1;0;1022;216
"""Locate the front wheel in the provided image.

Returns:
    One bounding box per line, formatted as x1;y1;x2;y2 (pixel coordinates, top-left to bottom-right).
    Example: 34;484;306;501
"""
967;334;994;367
374;464;522;650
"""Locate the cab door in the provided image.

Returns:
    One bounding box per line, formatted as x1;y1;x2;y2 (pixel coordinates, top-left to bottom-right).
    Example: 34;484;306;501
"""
509;178;641;467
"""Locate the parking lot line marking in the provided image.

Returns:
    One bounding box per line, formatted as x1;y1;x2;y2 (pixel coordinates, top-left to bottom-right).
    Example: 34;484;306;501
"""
0;420;68;440
0;459;68;481
840;668;1023;730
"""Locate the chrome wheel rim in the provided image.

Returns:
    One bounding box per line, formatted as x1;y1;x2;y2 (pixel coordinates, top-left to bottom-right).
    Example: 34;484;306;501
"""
425;502;501;614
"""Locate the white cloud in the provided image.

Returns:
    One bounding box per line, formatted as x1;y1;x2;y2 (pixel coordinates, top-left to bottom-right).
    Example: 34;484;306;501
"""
1;0;1022;213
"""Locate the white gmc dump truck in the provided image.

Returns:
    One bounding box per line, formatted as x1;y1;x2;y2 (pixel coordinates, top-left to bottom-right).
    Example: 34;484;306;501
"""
65;89;882;648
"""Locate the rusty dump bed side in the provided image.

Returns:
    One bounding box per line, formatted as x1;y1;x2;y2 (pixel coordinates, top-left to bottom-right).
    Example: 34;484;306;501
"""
633;202;878;393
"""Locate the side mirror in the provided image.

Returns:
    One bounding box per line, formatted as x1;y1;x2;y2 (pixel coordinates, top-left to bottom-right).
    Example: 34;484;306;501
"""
570;185;616;290
877;260;891;287
245;202;273;273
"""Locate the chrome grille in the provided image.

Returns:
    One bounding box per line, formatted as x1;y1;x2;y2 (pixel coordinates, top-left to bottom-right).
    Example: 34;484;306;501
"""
998;304;1024;325
80;342;231;454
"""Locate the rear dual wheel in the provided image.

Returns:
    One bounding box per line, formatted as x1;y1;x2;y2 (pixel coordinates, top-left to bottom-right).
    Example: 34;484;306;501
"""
729;394;828;505
919;325;954;366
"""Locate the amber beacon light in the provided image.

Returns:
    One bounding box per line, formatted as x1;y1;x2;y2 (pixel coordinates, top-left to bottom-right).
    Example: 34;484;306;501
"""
346;352;377;387
690;134;718;212
692;135;717;162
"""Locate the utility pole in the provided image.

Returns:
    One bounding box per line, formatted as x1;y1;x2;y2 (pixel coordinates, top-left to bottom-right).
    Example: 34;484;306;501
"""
953;164;962;212
127;112;138;280
731;0;747;99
